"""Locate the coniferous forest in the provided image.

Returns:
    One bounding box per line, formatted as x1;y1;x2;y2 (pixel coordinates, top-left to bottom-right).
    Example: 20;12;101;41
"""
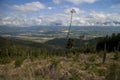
96;33;120;52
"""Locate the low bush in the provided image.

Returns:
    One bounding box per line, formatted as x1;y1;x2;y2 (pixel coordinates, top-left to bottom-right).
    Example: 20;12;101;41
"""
14;57;25;67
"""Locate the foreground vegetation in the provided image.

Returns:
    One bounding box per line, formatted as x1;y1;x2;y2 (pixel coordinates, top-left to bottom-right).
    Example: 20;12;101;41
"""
0;33;120;80
0;53;120;80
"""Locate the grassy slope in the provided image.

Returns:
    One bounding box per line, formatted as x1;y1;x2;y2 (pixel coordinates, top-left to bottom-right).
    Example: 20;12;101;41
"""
0;53;120;80
0;37;120;80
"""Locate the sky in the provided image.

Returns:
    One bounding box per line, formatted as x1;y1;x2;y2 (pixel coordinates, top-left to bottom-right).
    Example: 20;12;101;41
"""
0;0;120;27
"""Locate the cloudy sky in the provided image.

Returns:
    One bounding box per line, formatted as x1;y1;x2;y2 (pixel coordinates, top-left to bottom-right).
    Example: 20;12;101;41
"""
0;0;120;27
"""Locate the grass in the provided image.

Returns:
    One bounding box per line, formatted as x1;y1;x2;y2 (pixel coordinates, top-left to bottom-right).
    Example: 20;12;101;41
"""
0;52;120;80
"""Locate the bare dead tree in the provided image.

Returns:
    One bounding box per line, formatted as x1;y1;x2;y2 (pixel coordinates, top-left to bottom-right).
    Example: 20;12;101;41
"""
66;9;76;49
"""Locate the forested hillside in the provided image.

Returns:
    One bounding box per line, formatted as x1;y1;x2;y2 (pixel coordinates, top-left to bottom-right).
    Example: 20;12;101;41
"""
96;33;120;52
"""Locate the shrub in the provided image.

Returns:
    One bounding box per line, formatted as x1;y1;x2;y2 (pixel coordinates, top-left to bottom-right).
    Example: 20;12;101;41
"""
0;57;12;64
97;68;107;76
87;54;96;62
69;69;81;80
106;63;120;80
113;50;119;60
50;58;60;69
14;57;25;67
73;53;79;62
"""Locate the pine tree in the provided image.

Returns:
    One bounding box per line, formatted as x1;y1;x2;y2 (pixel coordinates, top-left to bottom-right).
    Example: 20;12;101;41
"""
66;38;74;49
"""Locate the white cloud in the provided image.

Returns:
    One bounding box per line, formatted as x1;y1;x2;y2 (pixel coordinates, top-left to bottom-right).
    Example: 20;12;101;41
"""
38;14;70;26
0;11;120;27
53;0;98;5
48;7;55;10
11;1;45;12
89;11;107;19
0;14;42;27
84;11;120;26
53;0;61;4
66;0;98;5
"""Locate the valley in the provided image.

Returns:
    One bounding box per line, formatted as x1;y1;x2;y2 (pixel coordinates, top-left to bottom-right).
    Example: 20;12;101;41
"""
0;26;120;43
